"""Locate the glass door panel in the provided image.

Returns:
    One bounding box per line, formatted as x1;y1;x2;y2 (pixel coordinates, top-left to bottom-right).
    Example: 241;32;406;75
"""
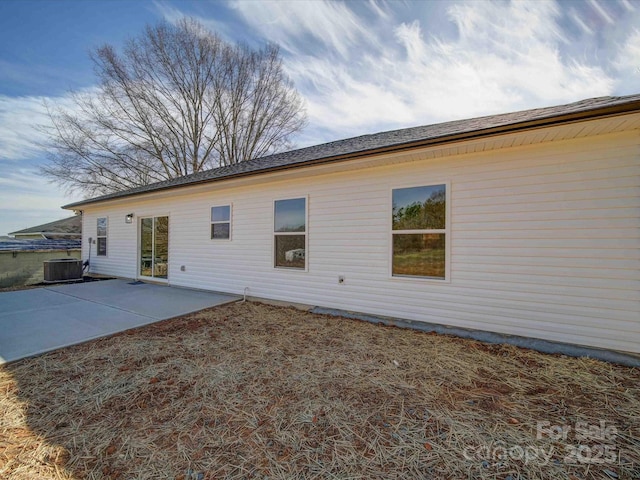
140;218;153;277
154;216;168;279
139;216;168;279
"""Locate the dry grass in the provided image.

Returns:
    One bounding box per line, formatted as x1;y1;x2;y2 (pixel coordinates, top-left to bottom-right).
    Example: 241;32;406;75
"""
1;301;638;479
0;284;43;293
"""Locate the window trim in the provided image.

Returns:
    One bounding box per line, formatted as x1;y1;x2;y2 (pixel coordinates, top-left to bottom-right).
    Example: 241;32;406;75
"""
389;181;451;282
210;204;232;241
273;195;308;271
96;216;108;257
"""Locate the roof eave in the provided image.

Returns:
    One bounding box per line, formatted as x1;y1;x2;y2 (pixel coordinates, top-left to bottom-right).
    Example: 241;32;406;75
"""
62;99;640;210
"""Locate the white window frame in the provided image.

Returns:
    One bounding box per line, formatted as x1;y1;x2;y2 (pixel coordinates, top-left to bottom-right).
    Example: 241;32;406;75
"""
96;217;108;257
273;196;308;271
210;204;232;241
389;181;451;282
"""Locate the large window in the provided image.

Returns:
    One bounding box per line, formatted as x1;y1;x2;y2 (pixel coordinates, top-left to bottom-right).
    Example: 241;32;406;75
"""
97;217;108;256
211;205;231;240
274;197;307;269
391;184;447;279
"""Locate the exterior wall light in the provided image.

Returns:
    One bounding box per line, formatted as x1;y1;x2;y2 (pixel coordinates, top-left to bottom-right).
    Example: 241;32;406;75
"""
125;213;134;224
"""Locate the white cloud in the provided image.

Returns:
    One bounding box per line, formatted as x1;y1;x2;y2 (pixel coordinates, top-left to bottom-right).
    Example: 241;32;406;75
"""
0;85;106;162
612;28;640;94
240;0;615;141
0;95;51;161
0;93;83;235
0;90;89;162
153;0;237;41
148;0;631;145
367;0;391;21
229;0;372;58
588;0;614;25
0;167;80;235
615;29;640;68
614;28;640;68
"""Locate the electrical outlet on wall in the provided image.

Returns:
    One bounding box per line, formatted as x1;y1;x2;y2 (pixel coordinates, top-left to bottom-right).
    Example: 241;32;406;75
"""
338;275;345;284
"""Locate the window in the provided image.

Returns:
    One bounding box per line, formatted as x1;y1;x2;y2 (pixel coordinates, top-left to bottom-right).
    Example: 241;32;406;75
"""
97;217;108;256
392;184;447;279
274;197;307;269
211;205;231;240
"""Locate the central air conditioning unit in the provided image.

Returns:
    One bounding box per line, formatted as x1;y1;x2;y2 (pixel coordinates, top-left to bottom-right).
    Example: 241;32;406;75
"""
43;258;83;283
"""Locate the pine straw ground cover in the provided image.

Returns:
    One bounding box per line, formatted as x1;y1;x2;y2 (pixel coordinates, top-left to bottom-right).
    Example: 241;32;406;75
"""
1;302;638;480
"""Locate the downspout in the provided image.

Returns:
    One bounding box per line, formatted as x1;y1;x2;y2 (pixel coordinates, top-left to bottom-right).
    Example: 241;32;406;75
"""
83;237;92;274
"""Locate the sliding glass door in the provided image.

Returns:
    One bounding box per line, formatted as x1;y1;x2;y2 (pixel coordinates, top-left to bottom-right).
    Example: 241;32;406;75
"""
140;216;168;279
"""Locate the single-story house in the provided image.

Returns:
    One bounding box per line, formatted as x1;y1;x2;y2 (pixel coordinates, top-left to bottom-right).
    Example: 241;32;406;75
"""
63;94;640;354
9;215;82;240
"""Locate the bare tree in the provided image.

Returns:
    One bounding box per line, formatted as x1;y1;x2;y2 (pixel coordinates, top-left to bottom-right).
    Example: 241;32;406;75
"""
41;18;307;196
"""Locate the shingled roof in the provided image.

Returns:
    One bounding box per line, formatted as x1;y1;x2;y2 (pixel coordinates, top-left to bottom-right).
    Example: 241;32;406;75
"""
9;215;82;238
63;93;640;209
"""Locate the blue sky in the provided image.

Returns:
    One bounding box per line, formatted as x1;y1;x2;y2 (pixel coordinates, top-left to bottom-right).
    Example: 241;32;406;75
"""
0;0;639;235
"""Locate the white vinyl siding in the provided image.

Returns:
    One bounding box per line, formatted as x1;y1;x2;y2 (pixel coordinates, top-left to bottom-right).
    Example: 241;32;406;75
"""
79;128;640;353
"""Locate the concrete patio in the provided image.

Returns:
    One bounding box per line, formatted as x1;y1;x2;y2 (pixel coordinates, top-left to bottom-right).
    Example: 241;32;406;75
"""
0;279;240;363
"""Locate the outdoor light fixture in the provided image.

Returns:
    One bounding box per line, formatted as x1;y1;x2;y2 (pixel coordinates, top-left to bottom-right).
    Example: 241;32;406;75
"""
125;213;134;224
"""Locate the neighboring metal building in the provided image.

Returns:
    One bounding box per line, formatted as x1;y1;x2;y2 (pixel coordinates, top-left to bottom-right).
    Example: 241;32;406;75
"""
63;95;640;354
